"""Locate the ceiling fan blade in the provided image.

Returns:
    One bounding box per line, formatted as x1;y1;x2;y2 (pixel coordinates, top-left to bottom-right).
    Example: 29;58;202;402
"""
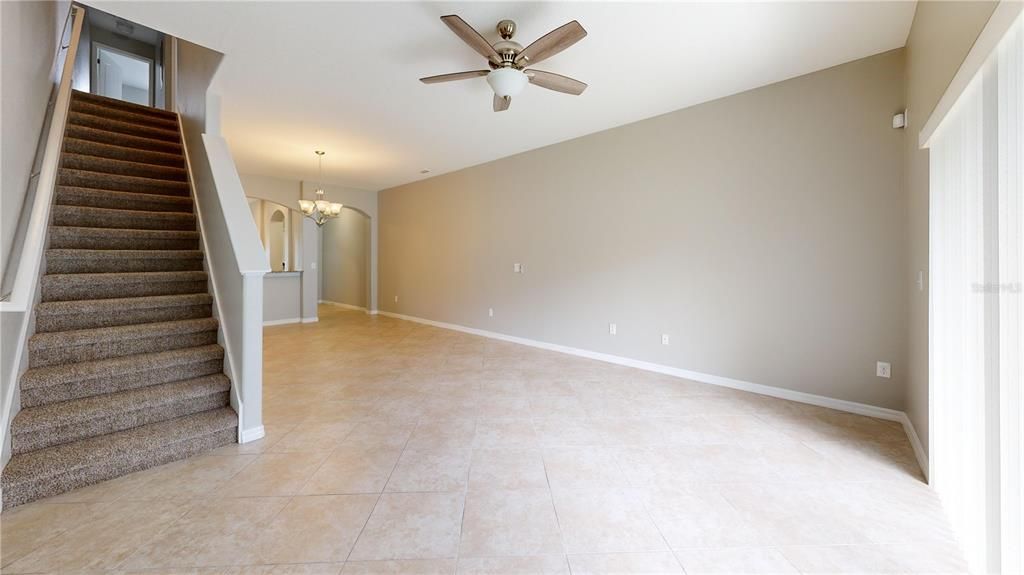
493;94;511;112
525;69;587;95
420;70;490;84
514;20;587;66
441;15;501;64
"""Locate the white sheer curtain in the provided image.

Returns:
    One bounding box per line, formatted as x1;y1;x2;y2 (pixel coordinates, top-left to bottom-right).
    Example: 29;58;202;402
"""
927;12;1022;575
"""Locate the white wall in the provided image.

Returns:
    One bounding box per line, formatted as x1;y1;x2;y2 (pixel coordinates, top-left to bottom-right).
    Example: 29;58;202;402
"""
0;0;68;472
239;173;317;323
1;0;63;288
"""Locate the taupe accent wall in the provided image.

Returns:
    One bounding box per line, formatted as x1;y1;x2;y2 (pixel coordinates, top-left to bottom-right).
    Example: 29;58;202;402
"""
380;49;908;409
321;208;371;310
903;1;998;453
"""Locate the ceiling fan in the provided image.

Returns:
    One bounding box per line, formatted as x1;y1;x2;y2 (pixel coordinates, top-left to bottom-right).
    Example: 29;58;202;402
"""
420;15;588;112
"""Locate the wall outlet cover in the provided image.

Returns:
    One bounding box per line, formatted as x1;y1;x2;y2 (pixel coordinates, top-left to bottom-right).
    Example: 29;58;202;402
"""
662;334;670;345
876;361;891;378
609;323;617;335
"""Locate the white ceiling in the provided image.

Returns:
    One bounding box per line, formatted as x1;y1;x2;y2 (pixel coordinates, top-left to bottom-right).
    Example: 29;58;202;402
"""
85;1;916;191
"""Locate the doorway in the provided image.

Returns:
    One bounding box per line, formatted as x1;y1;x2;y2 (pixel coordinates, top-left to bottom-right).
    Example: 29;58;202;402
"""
92;42;153;106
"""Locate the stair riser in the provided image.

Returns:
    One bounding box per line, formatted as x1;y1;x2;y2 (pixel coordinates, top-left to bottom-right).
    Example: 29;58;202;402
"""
11;392;229;454
64;124;182;155
53;206;196;230
58;170;190;197
35;304;212;333
30;331;218;368
69;100;179;131
20;358;224;407
56;188;193;213
46;257;204;274
41;280;207;302
61;154;187;182
2;426;235;508
72;92;179;121
48;229;199;251
68;112;180;143
63;138;183;168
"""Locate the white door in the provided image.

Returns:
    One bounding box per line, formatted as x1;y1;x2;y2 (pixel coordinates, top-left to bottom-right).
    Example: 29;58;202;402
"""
94;44;153;106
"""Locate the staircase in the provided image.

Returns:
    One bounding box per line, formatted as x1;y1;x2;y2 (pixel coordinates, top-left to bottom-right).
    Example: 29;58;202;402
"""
1;91;238;508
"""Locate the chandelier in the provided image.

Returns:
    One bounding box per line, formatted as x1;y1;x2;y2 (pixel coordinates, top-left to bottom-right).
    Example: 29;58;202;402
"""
298;150;343;226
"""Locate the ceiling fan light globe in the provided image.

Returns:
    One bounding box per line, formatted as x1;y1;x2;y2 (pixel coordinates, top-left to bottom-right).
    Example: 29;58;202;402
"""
487;68;528;98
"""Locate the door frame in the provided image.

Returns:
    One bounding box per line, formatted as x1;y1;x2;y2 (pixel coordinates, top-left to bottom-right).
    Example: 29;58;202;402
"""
91;41;155;106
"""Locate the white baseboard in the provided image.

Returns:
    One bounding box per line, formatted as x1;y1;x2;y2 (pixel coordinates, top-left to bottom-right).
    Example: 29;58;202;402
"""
263;317;301;326
301;317;319;324
379;311;913;426
240;425;265;444
320;300;370;313
367;309;379;315
899;413;930;481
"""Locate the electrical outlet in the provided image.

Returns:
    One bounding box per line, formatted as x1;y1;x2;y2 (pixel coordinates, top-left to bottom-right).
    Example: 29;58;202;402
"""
394;295;399;303
513;263;523;273
876;361;891;379
488;308;494;317
661;334;670;345
609;323;617;335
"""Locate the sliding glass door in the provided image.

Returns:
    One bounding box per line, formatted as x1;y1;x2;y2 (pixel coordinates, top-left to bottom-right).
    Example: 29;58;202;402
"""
927;12;1022;574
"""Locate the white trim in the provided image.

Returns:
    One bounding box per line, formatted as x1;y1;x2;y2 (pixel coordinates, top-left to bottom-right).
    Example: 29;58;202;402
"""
320;300;369;313
264;317;301;326
378;311;910;424
920;0;1023;148
900;412;930;481
381;311;929;478
301;317;319;323
239;425;265;444
367;309;379;316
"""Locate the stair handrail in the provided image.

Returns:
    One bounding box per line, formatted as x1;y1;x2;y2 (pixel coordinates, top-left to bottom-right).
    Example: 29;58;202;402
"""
0;4;85;311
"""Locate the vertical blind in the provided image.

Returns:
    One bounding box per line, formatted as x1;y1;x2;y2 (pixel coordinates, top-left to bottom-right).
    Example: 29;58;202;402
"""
927;13;1022;574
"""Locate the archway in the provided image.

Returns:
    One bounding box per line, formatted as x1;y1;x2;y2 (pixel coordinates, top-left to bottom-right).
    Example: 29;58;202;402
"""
319;206;372;311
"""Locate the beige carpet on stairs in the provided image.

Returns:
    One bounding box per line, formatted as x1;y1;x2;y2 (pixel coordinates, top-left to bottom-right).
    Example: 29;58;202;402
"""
1;90;238;509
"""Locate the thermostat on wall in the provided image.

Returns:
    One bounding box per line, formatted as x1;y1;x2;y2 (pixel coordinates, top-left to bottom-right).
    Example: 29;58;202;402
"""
892;111;907;129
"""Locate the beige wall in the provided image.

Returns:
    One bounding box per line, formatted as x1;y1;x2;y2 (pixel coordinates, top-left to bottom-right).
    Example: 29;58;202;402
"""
321;208;371;309
903;1;997;454
380;49;907;409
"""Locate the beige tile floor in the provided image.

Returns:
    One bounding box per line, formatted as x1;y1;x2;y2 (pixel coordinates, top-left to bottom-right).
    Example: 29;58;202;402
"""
0;306;966;574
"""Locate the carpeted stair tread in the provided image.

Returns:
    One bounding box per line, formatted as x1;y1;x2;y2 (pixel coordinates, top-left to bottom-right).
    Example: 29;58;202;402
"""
72;90;178;120
30;315;218;351
46;248;204;273
69;98;179;131
10;375;230;454
0;408;237;507
41;270;208;301
65;124;182;155
21;343;224;389
48;226;200;250
68;110;180;143
35;293;213;331
28;317;218;366
61;153;187;182
53;205;196;231
58;168;190;196
3;92;238;509
63;137;184;168
56;186;194;213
